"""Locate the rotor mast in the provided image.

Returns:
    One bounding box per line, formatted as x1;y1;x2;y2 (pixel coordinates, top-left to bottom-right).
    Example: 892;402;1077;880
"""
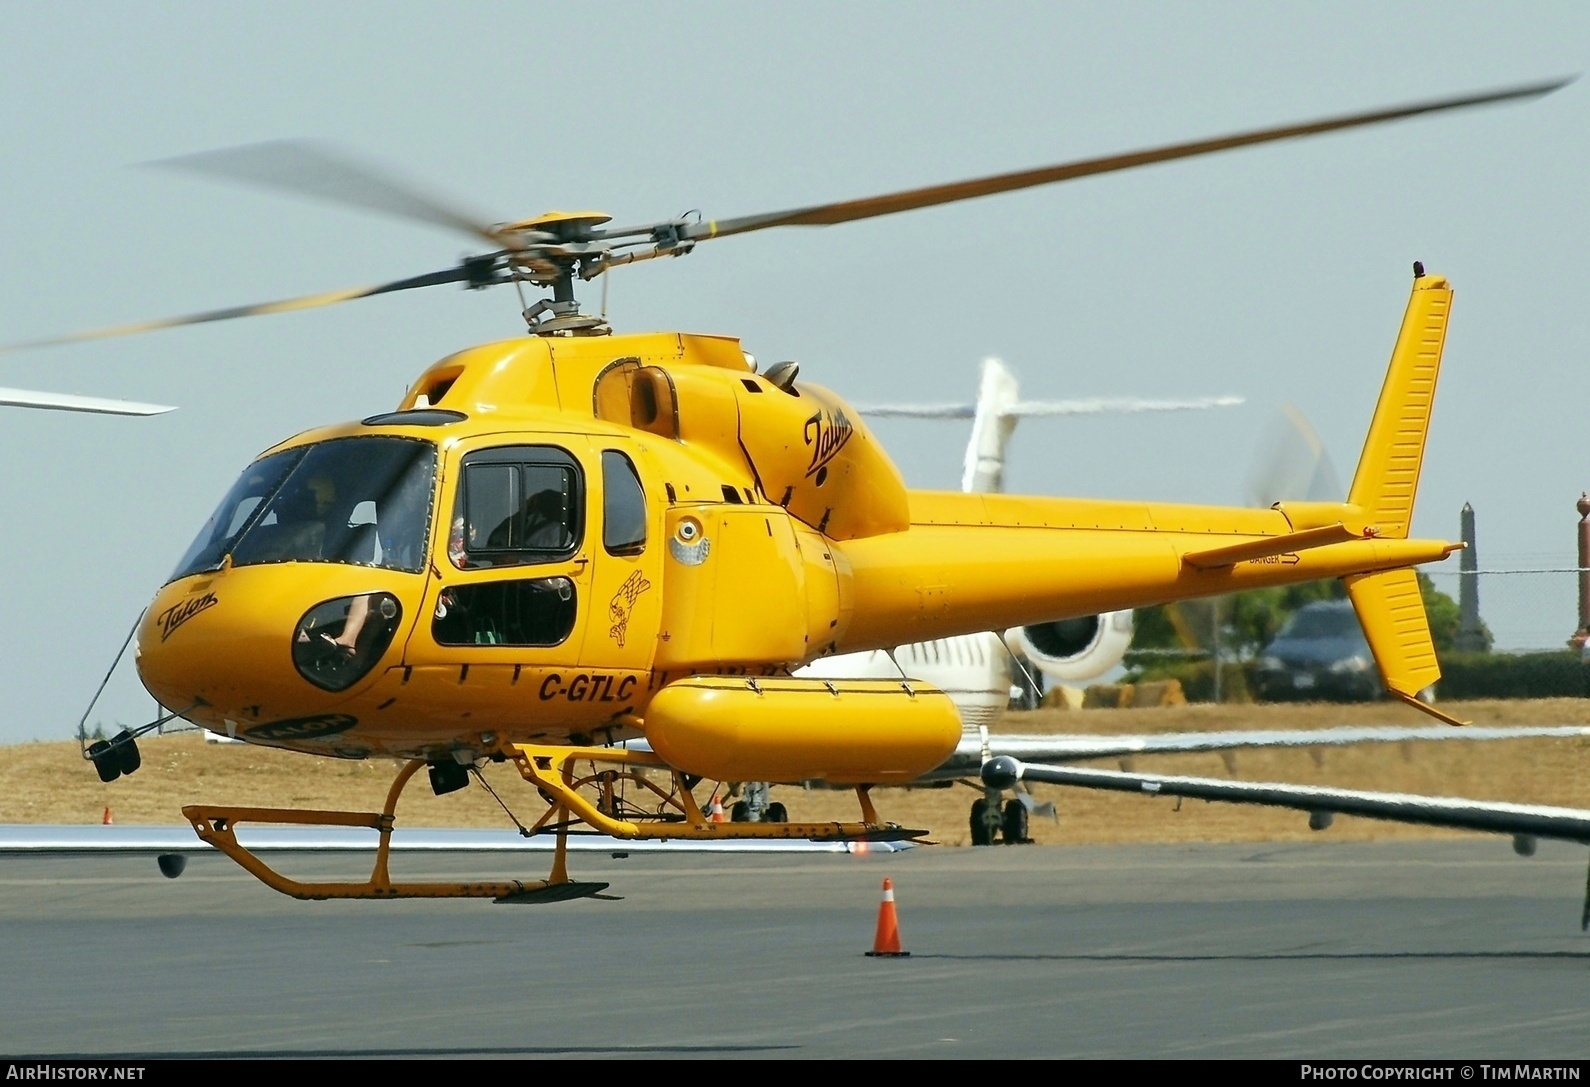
497;209;701;336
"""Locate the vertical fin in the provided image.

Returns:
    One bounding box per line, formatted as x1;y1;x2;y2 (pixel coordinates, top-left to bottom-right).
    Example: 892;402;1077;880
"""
1347;272;1453;539
963;357;1020;493
1344;567;1467;726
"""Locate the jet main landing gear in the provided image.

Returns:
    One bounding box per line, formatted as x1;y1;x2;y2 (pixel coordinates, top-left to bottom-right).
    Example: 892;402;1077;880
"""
970;789;1032;846
728;781;788;823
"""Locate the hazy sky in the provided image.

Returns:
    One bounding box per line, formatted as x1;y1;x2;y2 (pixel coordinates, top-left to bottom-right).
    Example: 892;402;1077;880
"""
1;3;1585;742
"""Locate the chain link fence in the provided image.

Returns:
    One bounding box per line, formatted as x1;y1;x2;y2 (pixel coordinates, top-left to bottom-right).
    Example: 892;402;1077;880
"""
1425;566;1584;653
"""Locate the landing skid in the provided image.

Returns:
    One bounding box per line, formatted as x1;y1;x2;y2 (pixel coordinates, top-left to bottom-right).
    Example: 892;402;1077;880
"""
185;744;925;901
183;759;589;901
495;882;616;904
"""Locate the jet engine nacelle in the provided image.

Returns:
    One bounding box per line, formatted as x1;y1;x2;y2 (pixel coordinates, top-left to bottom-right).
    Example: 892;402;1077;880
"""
1004;610;1134;683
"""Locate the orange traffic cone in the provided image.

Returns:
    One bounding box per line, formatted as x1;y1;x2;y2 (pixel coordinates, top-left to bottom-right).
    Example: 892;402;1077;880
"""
708;796;726;823
865;877;909;957
101;806;113;826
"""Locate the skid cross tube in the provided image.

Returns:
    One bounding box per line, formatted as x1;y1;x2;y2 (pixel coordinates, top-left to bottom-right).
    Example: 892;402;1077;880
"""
509;743;924;842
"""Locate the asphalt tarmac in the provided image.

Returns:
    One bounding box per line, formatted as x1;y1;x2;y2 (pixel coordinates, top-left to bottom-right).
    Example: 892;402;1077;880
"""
4;839;1590;1058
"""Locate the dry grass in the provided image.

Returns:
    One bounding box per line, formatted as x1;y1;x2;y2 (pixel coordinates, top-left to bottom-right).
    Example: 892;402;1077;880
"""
12;698;1590;847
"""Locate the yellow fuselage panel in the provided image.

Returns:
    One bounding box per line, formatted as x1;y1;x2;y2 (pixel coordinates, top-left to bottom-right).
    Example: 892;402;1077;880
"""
139;563;419;737
734;380;910;540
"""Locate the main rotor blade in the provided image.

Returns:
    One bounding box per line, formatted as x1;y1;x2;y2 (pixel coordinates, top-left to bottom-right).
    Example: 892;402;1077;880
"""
689;78;1571;240
156;140;513;249
0;265;474;354
0;387;174;415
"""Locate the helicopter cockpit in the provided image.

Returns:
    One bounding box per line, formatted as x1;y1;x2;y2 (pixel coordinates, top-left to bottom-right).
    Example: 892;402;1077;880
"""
172;435;437;581
164;435;439;693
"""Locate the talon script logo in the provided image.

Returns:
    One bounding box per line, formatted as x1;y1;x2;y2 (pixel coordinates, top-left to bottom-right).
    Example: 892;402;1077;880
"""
245;714;358;742
608;571;653;647
803;407;854;478
157;591;218;642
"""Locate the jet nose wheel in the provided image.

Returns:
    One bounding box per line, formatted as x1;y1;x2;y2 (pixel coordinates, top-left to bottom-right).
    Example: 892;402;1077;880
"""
970;791;1033;845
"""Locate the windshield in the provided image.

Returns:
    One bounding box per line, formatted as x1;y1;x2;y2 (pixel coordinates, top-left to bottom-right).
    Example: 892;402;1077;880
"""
1278;607;1362;641
170;437;437;581
171;447;306;579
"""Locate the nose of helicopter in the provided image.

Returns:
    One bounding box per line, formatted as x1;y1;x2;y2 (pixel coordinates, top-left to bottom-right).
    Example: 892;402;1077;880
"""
137;564;420;732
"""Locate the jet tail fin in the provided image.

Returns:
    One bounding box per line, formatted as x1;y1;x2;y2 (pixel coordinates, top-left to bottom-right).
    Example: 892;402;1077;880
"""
1346;269;1453;539
1345;567;1467;726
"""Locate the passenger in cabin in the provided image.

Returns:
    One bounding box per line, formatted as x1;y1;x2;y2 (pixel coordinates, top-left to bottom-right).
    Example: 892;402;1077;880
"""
326;465;435;654
255;472;340;562
484;487;570;552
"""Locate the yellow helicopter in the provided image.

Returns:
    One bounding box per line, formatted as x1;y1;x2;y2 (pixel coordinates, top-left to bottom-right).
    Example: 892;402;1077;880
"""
22;79;1564;903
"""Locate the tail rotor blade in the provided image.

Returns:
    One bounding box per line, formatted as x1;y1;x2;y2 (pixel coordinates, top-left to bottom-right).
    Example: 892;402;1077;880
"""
1247;402;1342;508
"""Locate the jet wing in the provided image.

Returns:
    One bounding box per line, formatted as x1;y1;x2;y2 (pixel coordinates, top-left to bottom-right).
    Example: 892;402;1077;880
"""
925;724;1590;779
982;755;1590;845
0;824;911;877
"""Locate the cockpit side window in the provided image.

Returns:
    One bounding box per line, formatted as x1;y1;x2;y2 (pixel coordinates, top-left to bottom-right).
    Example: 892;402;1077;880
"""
449;445;582;569
601;450;647;555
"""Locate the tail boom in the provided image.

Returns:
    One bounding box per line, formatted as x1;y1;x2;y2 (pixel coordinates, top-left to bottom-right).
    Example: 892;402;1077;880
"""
833;492;1455;653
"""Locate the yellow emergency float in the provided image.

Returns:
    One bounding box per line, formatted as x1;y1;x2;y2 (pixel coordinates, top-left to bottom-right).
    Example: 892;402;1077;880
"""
644;676;962;784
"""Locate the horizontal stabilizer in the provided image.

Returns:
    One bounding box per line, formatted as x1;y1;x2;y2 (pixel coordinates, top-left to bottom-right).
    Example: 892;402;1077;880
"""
1181;522;1365;570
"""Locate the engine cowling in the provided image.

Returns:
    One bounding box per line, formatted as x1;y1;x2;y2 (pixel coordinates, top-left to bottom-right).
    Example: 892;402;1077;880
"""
1005;610;1134;683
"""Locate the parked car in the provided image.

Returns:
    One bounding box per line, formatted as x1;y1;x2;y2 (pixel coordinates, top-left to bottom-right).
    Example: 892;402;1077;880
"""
1252;600;1383;702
